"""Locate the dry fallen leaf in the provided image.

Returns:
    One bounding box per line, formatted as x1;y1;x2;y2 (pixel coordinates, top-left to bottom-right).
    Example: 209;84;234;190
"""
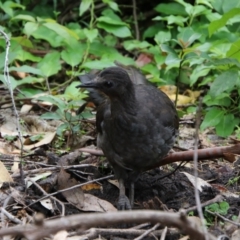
0;161;13;187
57;168;85;208
181;172;211;191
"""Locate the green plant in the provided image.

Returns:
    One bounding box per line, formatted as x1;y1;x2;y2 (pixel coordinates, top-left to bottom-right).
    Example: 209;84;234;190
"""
1;0;240;142
204;201;230;225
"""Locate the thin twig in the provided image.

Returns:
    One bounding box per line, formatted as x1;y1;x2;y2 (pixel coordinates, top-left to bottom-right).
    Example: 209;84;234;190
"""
134;223;160;240
26;178;65;217
160;226;168;240
194;97;209;240
205;210;240;227
25;175;114;208
132;0;139;40
185;194;224;213
0;208;23;224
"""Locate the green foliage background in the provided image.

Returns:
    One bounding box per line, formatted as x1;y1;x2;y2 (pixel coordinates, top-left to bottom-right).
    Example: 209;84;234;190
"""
1;0;240;139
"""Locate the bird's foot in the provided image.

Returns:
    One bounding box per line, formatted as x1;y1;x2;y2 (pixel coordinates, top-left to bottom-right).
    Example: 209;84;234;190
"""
118;195;132;210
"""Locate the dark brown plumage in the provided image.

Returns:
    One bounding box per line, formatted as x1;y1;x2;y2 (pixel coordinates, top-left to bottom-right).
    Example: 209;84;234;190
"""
77;64;179;209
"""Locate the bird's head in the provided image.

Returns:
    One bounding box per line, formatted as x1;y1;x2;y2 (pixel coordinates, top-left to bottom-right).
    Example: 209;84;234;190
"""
77;67;134;99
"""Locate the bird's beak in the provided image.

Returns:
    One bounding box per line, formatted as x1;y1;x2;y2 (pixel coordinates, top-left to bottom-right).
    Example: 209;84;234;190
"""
76;82;99;89
76;75;99;89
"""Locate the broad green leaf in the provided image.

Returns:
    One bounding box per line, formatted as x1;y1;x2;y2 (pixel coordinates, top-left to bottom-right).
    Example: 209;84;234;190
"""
226;39;240;61
24;22;39;36
175;0;193;15
123;40;151;50
154;31;171;44
44;22;79;40
165;52;181;65
37;52;61;77
83;28;98;42
216;113;237;137
64;81;87;100
37;95;66;111
190;65;211;86
13;14;35;22
177;28;201;47
15;48;41;62
205;58;240;68
9;66;42;75
97;16;127;26
200;107;224;131
41;111;63;121
155;3;187;16
31;25;63;47
61;45;83;67
97;22;131;38
203;93;231;107
79;0;92;16
103;0;120;12
17;76;45;86
0;1;25;17
82;59;115;69
0;52;16;69
209;8;240;36
12;37;33;48
197;0;213;9
0;75;18;90
210;70;238;97
56;122;69;135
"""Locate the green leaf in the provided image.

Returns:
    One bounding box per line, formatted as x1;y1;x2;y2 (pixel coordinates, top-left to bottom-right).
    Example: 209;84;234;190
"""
155;3;187;16
209;8;240;36
200;107;224;131
44;22;79;40
0;75;18;90
41;111;63;120
13;14;36;22
82;59;115;69
154;31;171;44
210;70;238;97
37;52;61;77
227;39;240;61
31;25;63;47
165;52;181;65
61;45;83;67
37;95;66;111
103;0;120;12
64;81;87;100
56;122;69;135
190;66;211;85
0;1;25;17
97;16;127;26
123;40;151;50
97;22;131;38
216;113;237;137
177;28;201;47
17;76;45;86
83;28;98;42
9;66;42;75
11;37;33;48
79;0;92;16
205;58;240;68
24;22;39;36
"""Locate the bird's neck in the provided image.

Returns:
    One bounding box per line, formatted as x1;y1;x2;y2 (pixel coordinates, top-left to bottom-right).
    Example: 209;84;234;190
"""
111;89;137;116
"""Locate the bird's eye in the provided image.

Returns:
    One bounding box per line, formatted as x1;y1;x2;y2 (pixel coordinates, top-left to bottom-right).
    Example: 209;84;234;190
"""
104;81;113;88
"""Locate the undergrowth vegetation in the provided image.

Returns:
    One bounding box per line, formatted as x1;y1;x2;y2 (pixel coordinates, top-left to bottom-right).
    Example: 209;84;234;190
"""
1;0;240;142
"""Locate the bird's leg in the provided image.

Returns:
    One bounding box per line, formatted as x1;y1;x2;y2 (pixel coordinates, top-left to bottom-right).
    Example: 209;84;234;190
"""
129;182;135;208
118;178;132;210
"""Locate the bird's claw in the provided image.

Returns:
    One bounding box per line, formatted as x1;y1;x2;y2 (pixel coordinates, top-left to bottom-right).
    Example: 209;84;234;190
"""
118;195;132;210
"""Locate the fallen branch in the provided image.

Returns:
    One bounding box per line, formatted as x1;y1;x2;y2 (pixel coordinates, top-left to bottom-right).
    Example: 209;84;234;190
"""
79;143;240;169
0;210;217;240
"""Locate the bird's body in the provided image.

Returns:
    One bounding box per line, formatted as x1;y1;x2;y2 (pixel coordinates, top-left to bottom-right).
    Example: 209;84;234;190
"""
78;65;178;209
